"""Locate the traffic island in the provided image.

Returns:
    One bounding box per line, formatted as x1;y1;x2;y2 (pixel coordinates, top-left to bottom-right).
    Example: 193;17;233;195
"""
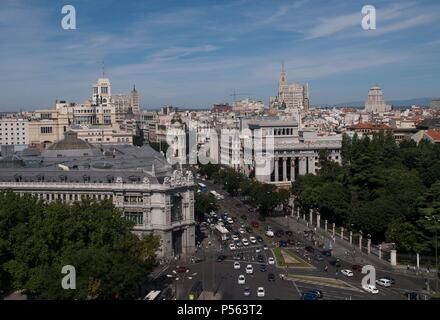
273;247;313;269
285;274;362;291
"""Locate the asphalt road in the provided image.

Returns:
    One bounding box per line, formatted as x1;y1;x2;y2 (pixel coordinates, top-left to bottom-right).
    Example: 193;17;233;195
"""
161;177;433;300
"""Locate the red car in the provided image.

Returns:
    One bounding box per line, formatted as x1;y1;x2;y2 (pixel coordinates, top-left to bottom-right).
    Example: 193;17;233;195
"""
251;220;259;228
351;264;363;272
175;266;190;273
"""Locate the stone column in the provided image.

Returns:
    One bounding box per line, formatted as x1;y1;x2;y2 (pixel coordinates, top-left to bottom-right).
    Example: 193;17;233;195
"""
297;207;300;219
332;223;335;237
324;220;328;232
303;213;306;221
390;250;397;266
283;158;287;181
341;227;344;240
367;238;371;254
309;209;313;226
349;231;353;245
291;158;296;182
378;245;382;260
416;253;420;269
359;234;363;251
317;213;321;229
274;158;279;182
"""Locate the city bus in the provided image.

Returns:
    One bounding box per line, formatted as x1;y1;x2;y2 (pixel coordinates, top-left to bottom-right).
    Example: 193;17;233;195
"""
143;290;161;300
198;182;208;193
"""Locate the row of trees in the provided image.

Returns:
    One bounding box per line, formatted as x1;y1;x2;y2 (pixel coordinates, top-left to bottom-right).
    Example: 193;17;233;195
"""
293;132;440;255
198;163;290;216
0;191;160;299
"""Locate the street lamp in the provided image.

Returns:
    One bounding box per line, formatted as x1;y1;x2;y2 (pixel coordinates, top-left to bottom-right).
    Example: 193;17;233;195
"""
425;215;439;292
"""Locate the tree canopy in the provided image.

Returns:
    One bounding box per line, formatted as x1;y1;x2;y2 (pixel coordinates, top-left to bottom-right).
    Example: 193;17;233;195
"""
0;191;160;299
293;132;440;255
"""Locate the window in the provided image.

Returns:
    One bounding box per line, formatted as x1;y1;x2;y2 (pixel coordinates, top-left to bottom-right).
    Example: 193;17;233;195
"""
101;86;108;94
171;195;183;222
40;127;53;134
125;212;143;225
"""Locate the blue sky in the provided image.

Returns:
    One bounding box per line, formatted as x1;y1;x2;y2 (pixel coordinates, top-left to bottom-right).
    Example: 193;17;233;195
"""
1;0;440;110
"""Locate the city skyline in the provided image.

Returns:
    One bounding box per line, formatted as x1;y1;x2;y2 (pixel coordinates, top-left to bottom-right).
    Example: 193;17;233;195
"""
1;0;440;111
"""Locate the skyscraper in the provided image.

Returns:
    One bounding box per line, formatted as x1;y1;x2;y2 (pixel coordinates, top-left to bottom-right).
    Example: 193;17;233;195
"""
365;85;391;113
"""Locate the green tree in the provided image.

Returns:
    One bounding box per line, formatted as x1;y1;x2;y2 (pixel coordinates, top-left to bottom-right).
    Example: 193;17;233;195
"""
0;192;160;299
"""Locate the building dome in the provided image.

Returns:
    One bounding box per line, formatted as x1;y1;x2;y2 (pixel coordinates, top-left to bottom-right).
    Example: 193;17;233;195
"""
47;131;95;151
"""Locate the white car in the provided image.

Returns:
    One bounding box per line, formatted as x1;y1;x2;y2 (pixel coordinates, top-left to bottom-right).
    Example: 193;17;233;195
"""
257;287;265;297
376;278;391;287
239;228;246;234
268;257;275;265
255;247;261;253
234;262;241;270
341;269;354;277
246;264;254;274
238;275;246;285
266;230;274;237
242;238;249;246
263;245;268;250
249;236;257;244
229;243;236;251
363;284;379;294
227;218;234;224
232;235;239;241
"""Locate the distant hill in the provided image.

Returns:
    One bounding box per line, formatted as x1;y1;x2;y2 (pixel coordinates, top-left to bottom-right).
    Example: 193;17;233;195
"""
319;97;433;108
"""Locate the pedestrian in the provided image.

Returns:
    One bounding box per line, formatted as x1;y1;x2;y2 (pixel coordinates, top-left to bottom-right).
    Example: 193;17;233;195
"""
324;265;328;272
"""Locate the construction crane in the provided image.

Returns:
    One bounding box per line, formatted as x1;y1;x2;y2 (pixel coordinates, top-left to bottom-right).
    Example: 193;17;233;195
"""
230;91;253;103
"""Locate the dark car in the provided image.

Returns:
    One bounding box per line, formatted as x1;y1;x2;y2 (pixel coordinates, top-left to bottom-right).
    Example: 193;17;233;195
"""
268;273;275;282
301;292;318;300
286;231;293;237
287;239;295;246
279;240;287;247
216;255;227;262
309;289;323;299
330;259;341;267
258;255;264;263
321;250;332;257
275;230;284;237
191;257;204;263
260;264;267;272
314;254;324;261
256;236;263;243
351;264;363;272
305;246;315;253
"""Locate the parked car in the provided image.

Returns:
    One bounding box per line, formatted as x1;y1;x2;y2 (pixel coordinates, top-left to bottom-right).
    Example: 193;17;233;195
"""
266;230;274;237
279;240;287;247
268;257;275;265
234;262;241;270
232;235;239;241
257;255;264;263
242;238;249;246
238;275;246;285
249;236;257;244
243;287;251;296
288;239;295;246
257;287;265;297
256;236;263;242
251;221;259;228
229;243;236;251
260;264;267;272
239;228;246;234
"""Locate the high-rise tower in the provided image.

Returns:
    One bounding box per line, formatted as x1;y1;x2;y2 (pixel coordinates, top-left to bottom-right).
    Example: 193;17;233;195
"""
130;84;140;114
